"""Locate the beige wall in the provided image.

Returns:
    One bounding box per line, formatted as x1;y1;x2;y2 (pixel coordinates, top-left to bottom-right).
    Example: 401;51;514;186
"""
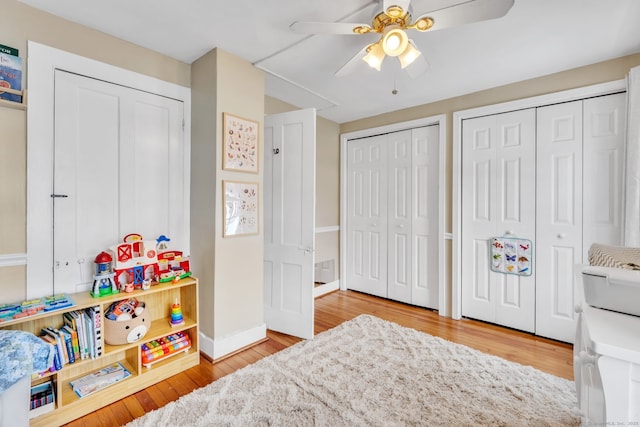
191;49;265;347
264;97;341;278
0;0;189;302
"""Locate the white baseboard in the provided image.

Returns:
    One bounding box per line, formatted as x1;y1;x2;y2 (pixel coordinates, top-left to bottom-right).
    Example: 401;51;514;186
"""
199;323;267;360
314;280;339;298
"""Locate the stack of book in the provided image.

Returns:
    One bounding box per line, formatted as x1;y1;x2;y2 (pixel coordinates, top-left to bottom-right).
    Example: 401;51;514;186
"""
29;381;55;418
69;362;131;398
37;306;102;373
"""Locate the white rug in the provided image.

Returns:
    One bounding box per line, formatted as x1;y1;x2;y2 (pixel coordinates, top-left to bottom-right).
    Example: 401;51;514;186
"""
126;315;580;426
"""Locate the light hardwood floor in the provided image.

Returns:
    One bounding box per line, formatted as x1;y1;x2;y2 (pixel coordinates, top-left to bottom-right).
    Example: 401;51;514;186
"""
63;290;574;426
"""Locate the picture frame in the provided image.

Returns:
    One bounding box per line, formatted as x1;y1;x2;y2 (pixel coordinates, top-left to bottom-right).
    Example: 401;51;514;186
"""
223;180;259;237
222;112;259;173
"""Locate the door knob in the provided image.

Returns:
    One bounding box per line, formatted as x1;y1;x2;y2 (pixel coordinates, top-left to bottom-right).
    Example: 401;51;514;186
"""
557;233;566;239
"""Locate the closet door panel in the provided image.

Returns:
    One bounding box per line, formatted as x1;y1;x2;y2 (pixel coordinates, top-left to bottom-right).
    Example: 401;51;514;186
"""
462;110;535;332
411;125;439;308
346;135;388;297
462;115;498;322
583;93;626;257
388;130;412;304
494;110;536;332
536;100;583;343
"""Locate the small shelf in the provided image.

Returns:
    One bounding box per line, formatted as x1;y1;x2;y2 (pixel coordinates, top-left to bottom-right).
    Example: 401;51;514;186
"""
103;317;197;355
60;359;137;406
0;277;199;427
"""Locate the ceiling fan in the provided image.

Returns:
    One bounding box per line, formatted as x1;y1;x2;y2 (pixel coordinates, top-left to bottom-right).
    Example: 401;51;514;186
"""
290;0;514;77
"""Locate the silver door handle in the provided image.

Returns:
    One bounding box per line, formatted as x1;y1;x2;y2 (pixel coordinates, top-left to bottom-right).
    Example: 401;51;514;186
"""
298;246;314;254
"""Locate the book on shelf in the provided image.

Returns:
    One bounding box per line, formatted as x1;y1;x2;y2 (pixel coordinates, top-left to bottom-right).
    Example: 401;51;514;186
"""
69;362;131;398
30;380;55;418
0;52;22;103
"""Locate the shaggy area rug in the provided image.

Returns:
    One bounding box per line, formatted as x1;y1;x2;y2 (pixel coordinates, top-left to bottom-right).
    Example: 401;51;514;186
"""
126;315;580;426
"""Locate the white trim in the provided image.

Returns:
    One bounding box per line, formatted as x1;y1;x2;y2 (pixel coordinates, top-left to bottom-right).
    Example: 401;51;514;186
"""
207;323;267;360
315;226;339;233
451;79;627;320
339;114;448;316
26;41;191;299
314;280;340;298
0;253;27;267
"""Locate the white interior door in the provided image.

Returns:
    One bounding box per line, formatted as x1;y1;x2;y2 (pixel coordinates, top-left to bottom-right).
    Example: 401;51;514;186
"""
346;134;388;298
387;130;412;304
583;93;626;256
461;109;536;332
264;109;316;340
52;70;186;295
411;125;440;308
536;100;583;342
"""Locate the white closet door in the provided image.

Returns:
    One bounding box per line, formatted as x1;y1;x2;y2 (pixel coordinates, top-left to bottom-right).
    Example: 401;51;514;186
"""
536;100;583;343
461;109;535;332
583;93;626;257
346;135;388;297
387;130;412;304
411;125;439;308
53;70;185;294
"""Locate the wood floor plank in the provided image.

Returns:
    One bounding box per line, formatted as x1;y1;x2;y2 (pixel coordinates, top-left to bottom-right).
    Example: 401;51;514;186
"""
62;290;574;426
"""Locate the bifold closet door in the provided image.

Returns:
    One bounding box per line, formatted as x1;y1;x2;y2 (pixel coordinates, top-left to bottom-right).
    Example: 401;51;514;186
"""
346;134;388;298
386;127;439;308
536;100;583;343
461;109;536;332
346;126;439;308
536;94;625;343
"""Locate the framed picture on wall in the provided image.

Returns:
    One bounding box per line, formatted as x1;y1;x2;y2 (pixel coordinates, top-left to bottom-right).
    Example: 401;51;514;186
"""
223;180;259;237
223;112;259;173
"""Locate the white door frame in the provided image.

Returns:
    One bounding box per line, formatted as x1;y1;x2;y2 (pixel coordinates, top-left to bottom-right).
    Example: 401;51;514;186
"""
452;79;626;320
26;41;191;298
340;115;447;316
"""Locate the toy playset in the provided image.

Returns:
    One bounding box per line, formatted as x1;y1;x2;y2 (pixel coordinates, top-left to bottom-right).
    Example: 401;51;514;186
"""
90;233;191;297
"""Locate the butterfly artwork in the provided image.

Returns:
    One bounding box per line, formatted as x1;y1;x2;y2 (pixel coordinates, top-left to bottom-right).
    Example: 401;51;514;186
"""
489;236;533;276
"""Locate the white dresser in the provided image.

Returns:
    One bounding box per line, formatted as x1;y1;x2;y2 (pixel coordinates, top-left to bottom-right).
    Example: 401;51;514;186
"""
575;303;640;424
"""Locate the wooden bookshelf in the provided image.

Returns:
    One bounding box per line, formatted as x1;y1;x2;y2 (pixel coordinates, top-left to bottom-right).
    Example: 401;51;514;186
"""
0;277;199;426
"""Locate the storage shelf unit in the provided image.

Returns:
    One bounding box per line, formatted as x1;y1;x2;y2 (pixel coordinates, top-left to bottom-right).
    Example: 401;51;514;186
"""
0;277;199;426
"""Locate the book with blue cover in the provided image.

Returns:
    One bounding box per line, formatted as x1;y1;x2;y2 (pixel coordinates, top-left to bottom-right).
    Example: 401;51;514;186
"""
0;52;22;103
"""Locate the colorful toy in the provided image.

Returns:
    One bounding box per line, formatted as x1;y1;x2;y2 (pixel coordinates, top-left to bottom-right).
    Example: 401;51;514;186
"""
91;251;117;298
155;235;191;283
169;299;184;328
110;234;159;291
141;331;191;367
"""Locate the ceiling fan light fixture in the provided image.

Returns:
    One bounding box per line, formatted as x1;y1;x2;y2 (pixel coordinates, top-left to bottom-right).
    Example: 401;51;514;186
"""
363;43;385;70
399;40;421;68
382;27;409;57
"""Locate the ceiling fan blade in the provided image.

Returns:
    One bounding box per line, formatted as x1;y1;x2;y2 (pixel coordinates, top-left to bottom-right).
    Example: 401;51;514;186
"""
335;45;371;77
290;21;370;35
404;47;430;79
415;0;514;32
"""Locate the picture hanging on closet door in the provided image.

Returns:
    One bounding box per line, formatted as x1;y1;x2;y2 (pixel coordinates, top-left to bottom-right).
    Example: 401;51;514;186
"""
490;237;532;276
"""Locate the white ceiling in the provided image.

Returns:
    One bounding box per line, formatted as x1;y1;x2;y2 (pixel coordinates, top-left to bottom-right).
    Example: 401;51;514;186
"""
18;0;640;124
